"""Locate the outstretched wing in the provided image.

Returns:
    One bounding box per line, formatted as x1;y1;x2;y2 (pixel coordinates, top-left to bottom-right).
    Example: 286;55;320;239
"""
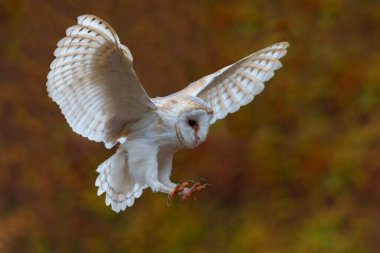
47;15;156;147
177;42;289;124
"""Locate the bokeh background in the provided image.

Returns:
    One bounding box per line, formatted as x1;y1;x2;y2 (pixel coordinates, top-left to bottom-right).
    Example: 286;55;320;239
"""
1;0;380;252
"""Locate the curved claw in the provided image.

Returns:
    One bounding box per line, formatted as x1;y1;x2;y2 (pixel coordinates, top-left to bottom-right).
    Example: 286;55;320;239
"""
166;195;172;206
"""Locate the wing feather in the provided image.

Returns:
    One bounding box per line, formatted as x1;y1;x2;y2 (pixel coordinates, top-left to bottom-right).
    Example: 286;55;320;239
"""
178;42;289;124
47;15;156;147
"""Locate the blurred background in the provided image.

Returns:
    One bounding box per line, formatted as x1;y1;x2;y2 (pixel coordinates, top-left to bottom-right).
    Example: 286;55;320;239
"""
1;0;380;252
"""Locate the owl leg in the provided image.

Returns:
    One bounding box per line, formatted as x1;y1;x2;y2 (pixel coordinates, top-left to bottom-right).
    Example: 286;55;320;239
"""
146;162;172;194
161;180;177;191
126;140;172;194
150;180;173;194
149;166;174;194
157;151;176;189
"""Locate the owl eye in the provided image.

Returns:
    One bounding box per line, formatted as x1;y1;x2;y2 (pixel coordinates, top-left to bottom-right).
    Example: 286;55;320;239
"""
188;119;197;128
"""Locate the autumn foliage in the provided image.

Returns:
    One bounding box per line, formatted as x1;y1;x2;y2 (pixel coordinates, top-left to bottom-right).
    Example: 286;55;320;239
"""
0;0;379;252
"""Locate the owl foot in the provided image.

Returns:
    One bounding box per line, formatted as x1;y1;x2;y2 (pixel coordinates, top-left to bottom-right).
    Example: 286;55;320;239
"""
167;181;192;205
167;180;210;205
181;181;209;202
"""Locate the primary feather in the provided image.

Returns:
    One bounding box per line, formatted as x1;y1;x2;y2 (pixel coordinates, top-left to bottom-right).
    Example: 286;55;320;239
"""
178;42;289;124
47;14;156;148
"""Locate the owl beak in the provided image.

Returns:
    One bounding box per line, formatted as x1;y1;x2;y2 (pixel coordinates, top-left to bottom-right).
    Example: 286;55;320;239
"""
195;134;201;145
192;124;199;131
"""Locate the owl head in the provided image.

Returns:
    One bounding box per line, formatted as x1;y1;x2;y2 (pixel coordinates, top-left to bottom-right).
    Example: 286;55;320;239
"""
175;98;213;148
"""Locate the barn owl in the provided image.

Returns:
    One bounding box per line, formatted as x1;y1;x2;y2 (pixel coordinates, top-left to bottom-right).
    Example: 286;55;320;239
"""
47;15;289;212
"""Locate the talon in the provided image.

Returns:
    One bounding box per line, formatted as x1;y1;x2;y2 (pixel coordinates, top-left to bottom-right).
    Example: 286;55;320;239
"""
167;180;192;205
181;180;210;202
167;179;210;205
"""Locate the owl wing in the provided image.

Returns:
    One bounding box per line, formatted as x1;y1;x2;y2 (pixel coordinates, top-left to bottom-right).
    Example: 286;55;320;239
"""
177;42;289;124
47;15;156;147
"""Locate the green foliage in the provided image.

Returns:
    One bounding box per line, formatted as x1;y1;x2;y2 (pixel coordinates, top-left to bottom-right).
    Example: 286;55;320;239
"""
0;0;379;252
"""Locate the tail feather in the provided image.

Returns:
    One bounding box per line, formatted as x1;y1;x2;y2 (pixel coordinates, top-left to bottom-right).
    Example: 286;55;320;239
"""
95;149;146;212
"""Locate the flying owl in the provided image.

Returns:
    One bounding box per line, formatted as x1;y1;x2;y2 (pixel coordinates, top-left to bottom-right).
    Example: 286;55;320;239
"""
47;15;289;212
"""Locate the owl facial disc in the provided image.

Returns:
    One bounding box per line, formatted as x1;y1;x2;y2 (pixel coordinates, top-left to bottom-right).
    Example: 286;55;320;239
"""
176;108;212;148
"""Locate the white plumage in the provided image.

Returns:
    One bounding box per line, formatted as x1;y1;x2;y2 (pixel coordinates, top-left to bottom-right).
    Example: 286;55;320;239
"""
47;14;155;147
95;149;145;212
47;15;289;212
178;42;288;124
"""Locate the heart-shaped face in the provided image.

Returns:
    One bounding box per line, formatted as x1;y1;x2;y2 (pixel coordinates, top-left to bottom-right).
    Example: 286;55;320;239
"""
176;108;212;148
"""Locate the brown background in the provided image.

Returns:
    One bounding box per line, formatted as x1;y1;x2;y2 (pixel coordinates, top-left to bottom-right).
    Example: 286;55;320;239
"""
1;0;380;252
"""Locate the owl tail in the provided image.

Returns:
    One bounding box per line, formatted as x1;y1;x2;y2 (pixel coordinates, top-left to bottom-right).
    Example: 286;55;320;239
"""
95;149;146;212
